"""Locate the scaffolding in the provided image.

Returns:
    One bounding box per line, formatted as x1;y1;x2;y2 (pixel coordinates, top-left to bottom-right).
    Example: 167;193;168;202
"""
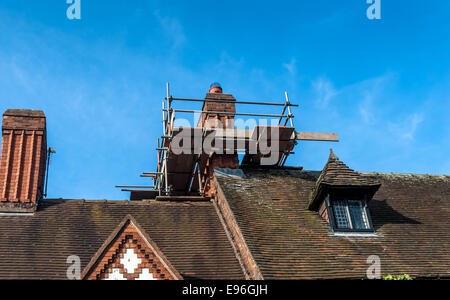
116;83;338;197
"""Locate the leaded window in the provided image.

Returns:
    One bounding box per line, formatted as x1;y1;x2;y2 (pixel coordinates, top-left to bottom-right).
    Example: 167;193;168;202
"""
332;200;350;229
328;196;374;232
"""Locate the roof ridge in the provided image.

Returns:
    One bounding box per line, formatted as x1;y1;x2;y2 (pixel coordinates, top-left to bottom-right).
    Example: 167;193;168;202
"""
40;199;213;206
360;172;450;179
328;148;339;161
240;165;304;170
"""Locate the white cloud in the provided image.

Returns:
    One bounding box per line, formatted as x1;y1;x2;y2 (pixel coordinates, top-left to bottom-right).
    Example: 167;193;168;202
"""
312;77;338;107
334;72;395;124
282;58;297;75
10;61;35;94
154;10;186;49
358;97;374;124
389;113;425;141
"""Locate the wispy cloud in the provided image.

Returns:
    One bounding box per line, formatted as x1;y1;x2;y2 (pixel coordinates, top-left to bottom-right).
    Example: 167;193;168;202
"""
314;72;395;123
303;72;428;168
154;10;186;49
353;74;394;124
10;61;35;94
282;58;297;76
358;94;375;124
389;113;425;141
312;77;338;108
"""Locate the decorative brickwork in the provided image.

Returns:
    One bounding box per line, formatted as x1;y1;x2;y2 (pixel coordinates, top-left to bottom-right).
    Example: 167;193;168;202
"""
0;110;47;212
83;215;183;280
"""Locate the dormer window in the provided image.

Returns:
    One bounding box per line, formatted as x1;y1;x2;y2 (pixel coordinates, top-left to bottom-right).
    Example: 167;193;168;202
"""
308;150;381;235
327;196;373;232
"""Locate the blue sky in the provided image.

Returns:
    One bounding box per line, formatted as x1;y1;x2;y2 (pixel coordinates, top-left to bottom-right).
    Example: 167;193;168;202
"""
0;1;449;200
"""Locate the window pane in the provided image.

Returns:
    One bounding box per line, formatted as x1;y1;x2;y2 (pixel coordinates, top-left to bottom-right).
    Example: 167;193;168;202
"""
348;200;369;230
332;200;349;229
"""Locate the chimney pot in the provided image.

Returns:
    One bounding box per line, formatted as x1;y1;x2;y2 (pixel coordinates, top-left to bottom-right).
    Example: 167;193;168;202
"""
209;82;223;94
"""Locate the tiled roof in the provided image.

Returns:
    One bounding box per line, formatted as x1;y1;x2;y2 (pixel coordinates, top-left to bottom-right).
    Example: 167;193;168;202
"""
0;199;244;280
215;167;450;279
317;150;381;186
309;150;381;210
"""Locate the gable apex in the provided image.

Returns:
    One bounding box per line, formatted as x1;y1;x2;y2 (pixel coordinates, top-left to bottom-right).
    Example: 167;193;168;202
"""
82;214;183;280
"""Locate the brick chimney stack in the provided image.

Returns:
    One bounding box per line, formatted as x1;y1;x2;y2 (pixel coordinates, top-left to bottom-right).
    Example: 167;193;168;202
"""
198;82;237;130
197;83;239;197
0;109;47;213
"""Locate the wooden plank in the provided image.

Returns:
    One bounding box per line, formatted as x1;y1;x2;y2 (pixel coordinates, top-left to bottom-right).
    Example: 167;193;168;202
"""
116;185;155;188
172;128;345;142
251;126;295;141
296;132;339;142
212;128;252;140
172;127;251;140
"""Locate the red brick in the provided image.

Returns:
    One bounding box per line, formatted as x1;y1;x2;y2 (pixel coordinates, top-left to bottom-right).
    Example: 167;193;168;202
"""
0;109;47;210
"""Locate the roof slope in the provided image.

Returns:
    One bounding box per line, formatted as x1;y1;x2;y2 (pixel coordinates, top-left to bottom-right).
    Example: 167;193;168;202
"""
315;150;381;186
215;167;450;279
0;200;244;280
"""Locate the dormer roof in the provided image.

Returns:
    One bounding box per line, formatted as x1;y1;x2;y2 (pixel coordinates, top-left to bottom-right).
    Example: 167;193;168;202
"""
308;150;381;210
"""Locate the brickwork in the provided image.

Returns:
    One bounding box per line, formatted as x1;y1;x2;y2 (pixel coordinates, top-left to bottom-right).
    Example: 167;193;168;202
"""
197;93;236;129
0;110;47;209
198;92;240;197
203;154;240;198
85;220;181;280
319;201;330;224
